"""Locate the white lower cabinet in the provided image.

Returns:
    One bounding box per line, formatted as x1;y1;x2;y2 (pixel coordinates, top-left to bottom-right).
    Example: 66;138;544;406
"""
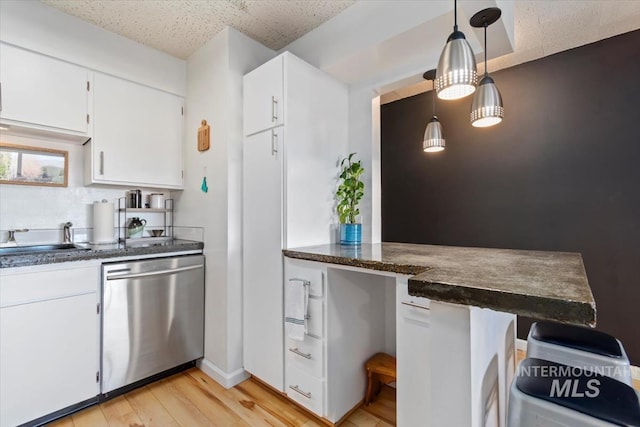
0;262;100;426
283;258;326;417
396;278;431;427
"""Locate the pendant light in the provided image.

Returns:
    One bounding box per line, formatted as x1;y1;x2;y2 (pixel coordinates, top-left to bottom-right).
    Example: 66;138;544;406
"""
435;0;478;100
470;7;504;127
423;69;445;153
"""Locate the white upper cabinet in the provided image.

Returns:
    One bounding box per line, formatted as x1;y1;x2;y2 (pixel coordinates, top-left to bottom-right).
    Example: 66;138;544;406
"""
0;43;89;135
243;55;283;136
84;72;184;189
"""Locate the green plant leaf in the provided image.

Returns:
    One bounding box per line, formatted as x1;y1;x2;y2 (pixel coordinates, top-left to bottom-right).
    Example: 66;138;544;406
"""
335;152;365;224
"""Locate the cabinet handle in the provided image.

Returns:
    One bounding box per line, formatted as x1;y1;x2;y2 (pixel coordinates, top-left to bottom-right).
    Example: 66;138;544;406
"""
401;301;430;311
271;96;278;122
271;130;278;156
99;151;104;175
289;385;312;399
0;82;3;111
289;347;312;359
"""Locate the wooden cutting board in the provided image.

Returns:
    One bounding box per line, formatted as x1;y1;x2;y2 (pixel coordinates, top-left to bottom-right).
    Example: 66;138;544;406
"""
198;120;210;151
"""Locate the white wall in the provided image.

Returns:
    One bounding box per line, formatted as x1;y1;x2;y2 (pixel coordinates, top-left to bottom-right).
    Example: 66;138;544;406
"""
174;27;274;383
0;134;128;233
0;0;185;95
283;0;515;243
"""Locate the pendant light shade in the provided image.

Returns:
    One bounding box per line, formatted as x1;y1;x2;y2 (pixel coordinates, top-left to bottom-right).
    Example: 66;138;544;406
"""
470;7;504;127
423;117;445;152
423;69;445;153
435;0;477;100
470;75;503;127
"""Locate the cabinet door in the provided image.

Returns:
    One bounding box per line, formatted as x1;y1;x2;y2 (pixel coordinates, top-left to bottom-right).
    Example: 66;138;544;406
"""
396;282;431;427
0;43;88;133
243;127;284;391
91;72;183;188
0;293;99;426
243;56;283;136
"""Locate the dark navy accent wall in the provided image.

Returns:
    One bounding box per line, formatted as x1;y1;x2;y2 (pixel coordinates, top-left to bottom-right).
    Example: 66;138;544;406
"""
381;30;640;363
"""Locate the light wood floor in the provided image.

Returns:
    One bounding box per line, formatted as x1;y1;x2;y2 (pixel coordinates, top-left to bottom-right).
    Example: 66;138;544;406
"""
48;368;394;427
48;354;639;427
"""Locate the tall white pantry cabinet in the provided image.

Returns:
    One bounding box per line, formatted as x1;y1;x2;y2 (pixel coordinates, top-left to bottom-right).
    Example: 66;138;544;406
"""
242;52;348;391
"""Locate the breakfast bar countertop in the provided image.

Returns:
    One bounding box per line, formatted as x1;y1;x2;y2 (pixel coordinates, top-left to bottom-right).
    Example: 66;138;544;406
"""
283;242;596;326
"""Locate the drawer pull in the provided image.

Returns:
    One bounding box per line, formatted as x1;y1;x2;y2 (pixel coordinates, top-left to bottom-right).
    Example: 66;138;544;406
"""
289;385;311;399
289;347;312;359
401;301;430;311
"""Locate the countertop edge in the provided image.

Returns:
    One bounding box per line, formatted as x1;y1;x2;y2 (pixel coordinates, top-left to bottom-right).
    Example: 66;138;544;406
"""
282;249;431;276
408;277;597;327
0;240;205;268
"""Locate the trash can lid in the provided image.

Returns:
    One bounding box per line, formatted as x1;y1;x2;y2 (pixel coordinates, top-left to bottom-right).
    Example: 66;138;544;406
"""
516;358;640;427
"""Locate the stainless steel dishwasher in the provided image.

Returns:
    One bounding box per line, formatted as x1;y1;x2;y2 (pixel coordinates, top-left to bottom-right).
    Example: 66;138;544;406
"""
101;255;204;396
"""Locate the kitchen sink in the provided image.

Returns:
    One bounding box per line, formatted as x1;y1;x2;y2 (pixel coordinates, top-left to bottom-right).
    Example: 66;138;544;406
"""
0;243;90;255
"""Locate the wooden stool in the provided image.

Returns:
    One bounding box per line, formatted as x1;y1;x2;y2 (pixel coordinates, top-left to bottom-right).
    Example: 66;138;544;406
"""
364;352;397;405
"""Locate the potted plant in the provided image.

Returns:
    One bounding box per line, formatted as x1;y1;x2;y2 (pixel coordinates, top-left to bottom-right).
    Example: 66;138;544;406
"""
336;152;364;245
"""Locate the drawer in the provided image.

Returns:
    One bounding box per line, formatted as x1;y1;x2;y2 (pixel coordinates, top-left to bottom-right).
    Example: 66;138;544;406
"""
397;281;430;324
0;262;99;308
400;298;431;325
285;364;324;416
307;297;323;338
285;259;324;297
285;334;323;378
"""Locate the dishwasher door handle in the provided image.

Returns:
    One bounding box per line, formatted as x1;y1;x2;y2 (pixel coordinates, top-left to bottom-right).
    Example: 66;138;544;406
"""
106;264;203;280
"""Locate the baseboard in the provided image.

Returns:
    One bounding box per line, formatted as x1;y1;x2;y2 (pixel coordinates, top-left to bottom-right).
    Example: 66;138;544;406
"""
196;358;250;389
516;338;640;382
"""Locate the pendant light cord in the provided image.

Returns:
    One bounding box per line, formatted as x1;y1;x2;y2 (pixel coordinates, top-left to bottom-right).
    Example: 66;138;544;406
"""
453;0;458;31
484;22;488;77
432;80;436;115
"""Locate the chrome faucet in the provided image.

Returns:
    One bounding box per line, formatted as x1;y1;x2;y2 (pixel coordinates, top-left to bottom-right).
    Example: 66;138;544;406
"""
7;229;29;243
63;222;73;243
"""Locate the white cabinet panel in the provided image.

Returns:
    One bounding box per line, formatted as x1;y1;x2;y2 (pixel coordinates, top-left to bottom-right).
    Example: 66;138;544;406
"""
85;72;183;189
0;294;98;426
285;364;324;415
285;334;324;379
243;55;283;136
0;264;100;426
242;127;284;391
0;43;88;134
396;280;431;427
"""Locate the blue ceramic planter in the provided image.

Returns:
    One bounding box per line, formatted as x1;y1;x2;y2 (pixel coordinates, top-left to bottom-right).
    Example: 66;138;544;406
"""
340;223;362;245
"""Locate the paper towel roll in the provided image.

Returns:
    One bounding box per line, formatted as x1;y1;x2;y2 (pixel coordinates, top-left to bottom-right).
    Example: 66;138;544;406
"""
93;200;115;244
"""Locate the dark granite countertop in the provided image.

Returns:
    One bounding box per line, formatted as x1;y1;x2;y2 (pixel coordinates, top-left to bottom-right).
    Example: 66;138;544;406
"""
0;239;204;268
283;243;596;326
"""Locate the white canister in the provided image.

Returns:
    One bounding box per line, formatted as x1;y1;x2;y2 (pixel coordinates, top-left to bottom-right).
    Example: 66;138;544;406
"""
149;193;165;209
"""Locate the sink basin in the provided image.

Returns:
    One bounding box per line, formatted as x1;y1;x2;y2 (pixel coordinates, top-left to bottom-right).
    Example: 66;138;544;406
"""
0;243;90;255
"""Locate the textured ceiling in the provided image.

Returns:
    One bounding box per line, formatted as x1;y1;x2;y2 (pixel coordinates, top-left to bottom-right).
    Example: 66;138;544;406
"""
40;0;356;59
39;0;640;101
381;0;640;103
